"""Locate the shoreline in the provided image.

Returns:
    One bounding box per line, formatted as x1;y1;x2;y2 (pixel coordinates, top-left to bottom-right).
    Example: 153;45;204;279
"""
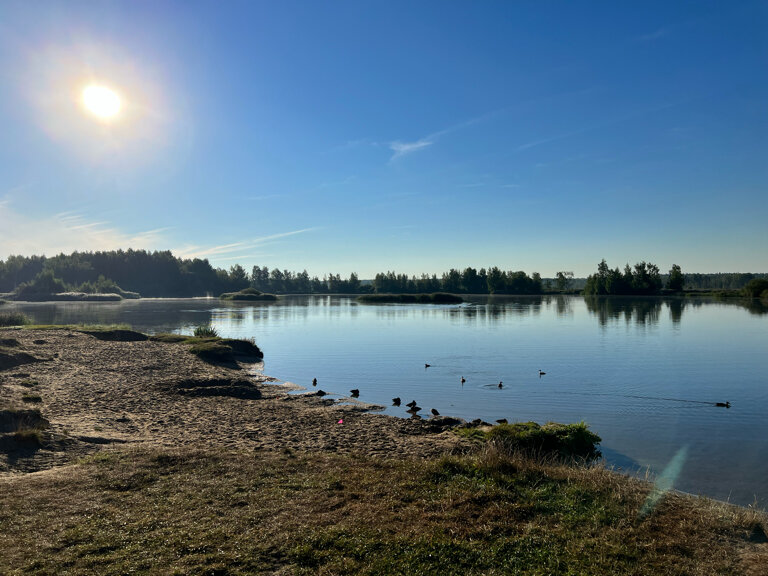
0;328;470;475
1;327;766;573
0;326;760;513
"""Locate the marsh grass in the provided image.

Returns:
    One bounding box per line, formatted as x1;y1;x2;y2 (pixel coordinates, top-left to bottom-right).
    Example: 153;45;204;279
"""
193;324;219;338
0;312;30;327
0;447;763;574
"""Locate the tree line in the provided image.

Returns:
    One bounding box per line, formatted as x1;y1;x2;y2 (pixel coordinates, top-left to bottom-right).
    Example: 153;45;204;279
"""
1;251;765;298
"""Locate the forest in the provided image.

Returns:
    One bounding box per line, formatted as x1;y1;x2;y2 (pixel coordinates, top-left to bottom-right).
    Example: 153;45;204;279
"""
0;251;765;299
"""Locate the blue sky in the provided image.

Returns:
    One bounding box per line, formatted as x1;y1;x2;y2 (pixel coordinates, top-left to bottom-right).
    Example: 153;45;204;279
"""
0;1;766;277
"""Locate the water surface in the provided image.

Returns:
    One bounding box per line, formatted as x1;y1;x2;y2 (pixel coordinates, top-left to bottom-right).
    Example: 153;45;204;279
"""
11;295;768;507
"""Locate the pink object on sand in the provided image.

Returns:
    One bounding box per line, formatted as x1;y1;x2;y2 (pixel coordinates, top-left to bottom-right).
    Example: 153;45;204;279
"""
337;419;343;424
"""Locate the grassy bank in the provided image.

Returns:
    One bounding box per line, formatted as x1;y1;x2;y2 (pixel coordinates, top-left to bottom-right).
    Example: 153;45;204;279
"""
0;446;764;574
358;292;464;304
220;287;278;301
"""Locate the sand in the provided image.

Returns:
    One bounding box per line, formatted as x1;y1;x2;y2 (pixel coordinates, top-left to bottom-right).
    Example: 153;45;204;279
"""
0;329;471;474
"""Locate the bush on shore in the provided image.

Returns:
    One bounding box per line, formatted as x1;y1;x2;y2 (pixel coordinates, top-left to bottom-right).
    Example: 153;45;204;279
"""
0;312;30;327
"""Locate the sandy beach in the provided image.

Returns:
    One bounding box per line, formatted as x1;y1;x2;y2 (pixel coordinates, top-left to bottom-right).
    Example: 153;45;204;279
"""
1;328;470;474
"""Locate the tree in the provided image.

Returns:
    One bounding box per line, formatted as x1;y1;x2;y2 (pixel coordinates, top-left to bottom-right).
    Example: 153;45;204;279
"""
555;271;574;292
666;264;684;291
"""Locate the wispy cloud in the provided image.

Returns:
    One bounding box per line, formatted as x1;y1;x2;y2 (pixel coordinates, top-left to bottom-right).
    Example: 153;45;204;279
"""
389;139;433;160
635;28;669;42
0;205;168;258
173;228;318;261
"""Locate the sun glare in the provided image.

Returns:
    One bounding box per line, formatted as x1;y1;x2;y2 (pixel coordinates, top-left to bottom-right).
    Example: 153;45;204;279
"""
82;85;121;119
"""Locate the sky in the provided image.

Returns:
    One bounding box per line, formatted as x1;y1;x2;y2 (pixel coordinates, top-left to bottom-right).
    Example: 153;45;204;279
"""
0;1;766;278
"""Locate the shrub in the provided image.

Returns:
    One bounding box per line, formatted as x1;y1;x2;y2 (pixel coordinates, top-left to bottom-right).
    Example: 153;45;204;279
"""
193;325;219;338
0;312;30;327
743;279;768;298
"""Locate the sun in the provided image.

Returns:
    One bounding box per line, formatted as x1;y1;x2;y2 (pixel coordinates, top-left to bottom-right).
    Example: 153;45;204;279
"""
82;85;121;119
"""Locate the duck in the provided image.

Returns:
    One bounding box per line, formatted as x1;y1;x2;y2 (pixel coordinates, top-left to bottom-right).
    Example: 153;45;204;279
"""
539;370;546;377
350;389;360;398
498;381;503;389
392;397;401;406
460;376;466;384
496;418;508;424
425;363;431;368
407;405;422;413
715;401;731;408
405;400;418;408
312;378;317;386
431;408;440;417
316;389;327;397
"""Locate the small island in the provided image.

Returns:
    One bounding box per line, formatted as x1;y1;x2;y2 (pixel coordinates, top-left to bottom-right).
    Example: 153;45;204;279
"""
357;292;464;304
219;287;278;301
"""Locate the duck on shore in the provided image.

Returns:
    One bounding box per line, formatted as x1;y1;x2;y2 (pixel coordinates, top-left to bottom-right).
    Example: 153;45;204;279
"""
431;408;440;417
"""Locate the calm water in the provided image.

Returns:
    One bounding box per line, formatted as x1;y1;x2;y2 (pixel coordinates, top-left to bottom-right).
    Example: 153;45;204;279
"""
10;295;768;507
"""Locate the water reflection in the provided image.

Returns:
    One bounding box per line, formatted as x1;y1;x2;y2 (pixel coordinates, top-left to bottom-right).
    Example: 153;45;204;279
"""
583;296;768;328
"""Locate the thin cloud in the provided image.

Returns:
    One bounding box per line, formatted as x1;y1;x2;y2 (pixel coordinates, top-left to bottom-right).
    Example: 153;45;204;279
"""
0;207;167;258
388;106;510;162
389;139;433;160
173;228;318;261
636;28;669;42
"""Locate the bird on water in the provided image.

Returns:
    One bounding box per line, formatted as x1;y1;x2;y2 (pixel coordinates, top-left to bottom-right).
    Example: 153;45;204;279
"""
407;405;422;413
350;389;360;398
431;408;440;417
425;363;431;368
715;401;731;408
406;400;418;408
392;397;401;406
460;376;466;384
539;370;546;377
498;381;503;389
312;378;317;386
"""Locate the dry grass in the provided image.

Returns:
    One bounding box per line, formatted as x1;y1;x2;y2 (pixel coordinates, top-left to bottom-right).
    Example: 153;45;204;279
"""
0;446;764;575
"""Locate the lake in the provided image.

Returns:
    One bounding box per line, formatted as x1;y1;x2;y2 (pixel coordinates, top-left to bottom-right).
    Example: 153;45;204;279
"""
10;295;768;508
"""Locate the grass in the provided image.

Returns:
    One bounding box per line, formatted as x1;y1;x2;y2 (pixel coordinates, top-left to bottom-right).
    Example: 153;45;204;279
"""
358;292;464;304
0;446;764;574
193;324;219;338
220;287;278;301
146;332;263;364
1;408;48;446
0;312;30;327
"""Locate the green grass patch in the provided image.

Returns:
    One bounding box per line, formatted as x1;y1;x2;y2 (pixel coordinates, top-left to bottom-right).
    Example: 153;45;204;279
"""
358;292;464;304
0;447;762;575
457;421;602;460
193;324;219;338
